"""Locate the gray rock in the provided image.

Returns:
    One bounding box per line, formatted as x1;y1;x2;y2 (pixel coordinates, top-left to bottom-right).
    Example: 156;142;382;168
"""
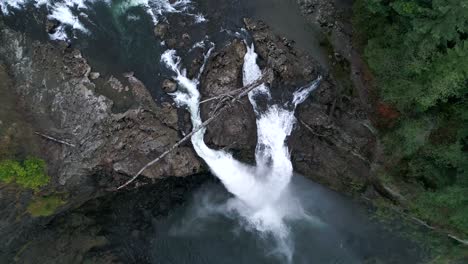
107;76;125;92
89;72;100;80
182;33;190;40
200;39;257;153
162;79;177;93
154;23;169;38
166;38;177;49
196;19;375;193
45;19;60;34
0;21;203;256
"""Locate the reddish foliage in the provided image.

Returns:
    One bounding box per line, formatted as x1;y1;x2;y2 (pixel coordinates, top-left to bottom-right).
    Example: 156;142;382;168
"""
377;102;400;120
375;102;400;128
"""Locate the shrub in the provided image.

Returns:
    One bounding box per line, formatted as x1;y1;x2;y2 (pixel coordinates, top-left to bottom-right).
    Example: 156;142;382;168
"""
0;157;49;190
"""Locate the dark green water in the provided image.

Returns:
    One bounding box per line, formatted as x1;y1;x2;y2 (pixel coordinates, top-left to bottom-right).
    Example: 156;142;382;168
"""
13;175;429;263
1;0;329;98
150;175;428;264
11;175;429;263
1;1;432;263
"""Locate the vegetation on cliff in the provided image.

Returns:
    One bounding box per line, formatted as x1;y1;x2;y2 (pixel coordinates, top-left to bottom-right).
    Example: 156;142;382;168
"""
353;0;468;238
27;195;66;217
0;157;49;190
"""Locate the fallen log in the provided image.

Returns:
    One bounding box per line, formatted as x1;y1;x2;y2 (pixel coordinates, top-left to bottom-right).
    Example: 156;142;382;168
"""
34;132;76;148
116;70;273;190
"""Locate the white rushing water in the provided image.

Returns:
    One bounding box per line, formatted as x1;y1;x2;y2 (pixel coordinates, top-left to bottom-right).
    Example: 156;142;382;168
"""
1;0;204;40
161;43;321;262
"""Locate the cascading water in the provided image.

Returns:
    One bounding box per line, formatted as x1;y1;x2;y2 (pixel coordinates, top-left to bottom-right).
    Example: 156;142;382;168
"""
0;0;204;40
161;42;321;262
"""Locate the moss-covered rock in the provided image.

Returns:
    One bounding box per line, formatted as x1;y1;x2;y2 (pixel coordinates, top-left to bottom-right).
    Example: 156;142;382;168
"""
27;195;66;217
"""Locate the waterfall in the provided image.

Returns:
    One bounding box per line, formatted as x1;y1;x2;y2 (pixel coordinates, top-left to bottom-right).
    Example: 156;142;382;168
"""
161;43;321;261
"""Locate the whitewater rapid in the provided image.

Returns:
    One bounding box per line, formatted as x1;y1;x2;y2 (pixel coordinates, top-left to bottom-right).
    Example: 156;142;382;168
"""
161;42;321;261
0;0;205;40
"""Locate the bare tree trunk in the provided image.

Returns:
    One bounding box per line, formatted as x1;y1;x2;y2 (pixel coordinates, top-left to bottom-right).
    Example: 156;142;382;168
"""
34;132;76;148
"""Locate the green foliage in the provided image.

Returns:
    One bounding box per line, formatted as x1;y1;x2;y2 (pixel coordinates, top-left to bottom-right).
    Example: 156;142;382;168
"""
0;157;49;190
0;159;23;184
415;186;468;234
353;0;468;235
27;195;65;217
355;0;468;110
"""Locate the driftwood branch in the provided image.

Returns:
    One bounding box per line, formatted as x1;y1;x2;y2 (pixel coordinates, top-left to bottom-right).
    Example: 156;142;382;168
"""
299;119;326;137
299;119;370;164
200;87;242;104
34;132;76;148
116;70;272;190
448;234;468;246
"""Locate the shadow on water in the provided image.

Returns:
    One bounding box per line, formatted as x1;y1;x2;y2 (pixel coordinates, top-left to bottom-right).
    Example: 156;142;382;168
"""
11;174;430;263
148;174;428;264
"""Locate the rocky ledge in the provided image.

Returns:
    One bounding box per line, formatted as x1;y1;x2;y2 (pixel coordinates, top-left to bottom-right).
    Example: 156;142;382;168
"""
0;9;377;258
0;21;202;256
198;19;376;193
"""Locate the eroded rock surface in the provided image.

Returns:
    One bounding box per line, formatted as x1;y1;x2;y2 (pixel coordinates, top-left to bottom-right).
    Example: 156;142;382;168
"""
198;19;375;192
0;22;202;257
246;18;374;192
0;26;202;187
200;39;257;153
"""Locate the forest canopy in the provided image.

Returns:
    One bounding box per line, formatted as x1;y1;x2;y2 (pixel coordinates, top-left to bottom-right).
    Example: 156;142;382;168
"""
353;0;468;235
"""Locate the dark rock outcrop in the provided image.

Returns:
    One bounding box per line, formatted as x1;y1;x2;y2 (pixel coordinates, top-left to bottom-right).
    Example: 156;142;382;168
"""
244;18;321;85
245;18;375;192
162;79;178;93
198;19;375;192
0;21;203;257
0;25;202;187
200;39;257;153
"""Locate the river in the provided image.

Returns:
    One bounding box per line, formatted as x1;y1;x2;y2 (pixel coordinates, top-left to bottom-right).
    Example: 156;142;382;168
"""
1;0;432;263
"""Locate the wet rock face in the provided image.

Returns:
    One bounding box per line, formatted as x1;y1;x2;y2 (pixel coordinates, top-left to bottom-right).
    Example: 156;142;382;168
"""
197;19;375;193
291;96;375;192
0;26;202;187
297;0;339;31
154;23;169;38
244;19;374;192
11;175;208;264
0;22;203;256
162;79;177;93
200;39;257;152
243;18;321;86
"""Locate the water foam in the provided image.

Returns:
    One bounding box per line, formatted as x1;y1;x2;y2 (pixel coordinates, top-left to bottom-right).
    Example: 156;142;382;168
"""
0;0;28;14
48;1;89;40
161;43;321;262
1;0;203;40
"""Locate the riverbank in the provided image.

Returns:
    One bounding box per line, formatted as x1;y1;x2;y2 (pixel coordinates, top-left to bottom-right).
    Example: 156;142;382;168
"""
295;0;468;261
0;0;465;262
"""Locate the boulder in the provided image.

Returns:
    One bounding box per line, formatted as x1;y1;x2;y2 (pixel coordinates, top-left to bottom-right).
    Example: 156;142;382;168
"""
154;23;169;38
162;79;177;93
89;72;100;80
200;39;257;153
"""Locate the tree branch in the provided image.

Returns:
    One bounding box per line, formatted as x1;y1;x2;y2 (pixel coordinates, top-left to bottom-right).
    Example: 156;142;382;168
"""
116;70;272;190
34;132;76;148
